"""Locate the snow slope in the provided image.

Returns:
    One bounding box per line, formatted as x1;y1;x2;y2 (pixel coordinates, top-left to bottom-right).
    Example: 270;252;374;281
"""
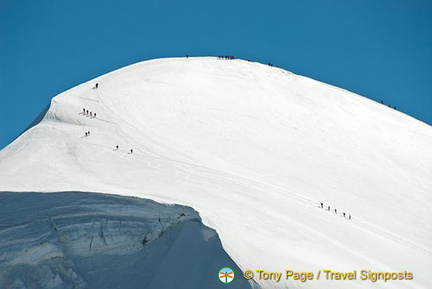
0;57;431;288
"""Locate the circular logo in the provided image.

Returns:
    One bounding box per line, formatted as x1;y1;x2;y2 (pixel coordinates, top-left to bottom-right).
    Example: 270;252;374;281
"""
219;267;235;284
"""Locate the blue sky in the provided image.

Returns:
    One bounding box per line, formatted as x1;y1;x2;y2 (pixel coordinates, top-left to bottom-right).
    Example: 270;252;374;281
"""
1;0;431;149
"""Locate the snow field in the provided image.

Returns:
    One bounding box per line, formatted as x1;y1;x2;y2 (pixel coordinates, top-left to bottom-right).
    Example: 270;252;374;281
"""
0;57;431;288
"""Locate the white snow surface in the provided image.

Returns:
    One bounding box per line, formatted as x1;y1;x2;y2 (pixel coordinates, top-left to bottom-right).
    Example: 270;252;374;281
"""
0;57;431;288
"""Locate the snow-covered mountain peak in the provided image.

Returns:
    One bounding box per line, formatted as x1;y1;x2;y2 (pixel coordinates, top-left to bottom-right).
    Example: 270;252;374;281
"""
1;57;431;289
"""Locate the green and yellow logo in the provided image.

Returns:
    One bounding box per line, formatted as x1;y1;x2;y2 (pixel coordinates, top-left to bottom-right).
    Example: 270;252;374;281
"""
219;267;235;284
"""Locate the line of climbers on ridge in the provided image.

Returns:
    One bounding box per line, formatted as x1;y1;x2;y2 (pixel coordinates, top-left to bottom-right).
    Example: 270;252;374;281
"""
217;55;276;67
218;55;235;60
185;54;280;68
82;108;96;118
320;202;351;220
184;57;400;110
186;55;236;60
81;83;134;155
202;54;400;109
380;100;397;110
